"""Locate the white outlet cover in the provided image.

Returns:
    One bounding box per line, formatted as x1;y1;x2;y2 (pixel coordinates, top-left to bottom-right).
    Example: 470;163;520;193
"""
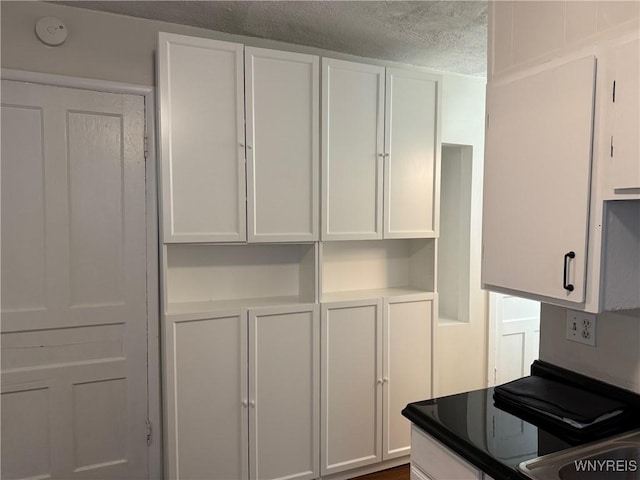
566;309;597;347
35;17;67;46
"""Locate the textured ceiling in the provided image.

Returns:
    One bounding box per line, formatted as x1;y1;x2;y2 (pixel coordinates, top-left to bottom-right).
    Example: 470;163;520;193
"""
54;1;487;76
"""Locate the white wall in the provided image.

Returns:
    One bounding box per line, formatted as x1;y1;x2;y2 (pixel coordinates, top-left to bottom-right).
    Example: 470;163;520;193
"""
489;1;640;393
539;305;640;393
435;74;488;396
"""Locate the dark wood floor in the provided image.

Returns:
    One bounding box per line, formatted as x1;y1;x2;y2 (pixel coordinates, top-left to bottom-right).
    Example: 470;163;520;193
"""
352;464;410;480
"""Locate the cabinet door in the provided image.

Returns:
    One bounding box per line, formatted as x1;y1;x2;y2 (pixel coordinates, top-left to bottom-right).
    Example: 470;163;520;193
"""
383;295;432;460
608;38;639;192
322;58;385;240
321;299;382;475
165;310;248;480
158;33;246;242
245;48;319;242
384;69;440;238
248;305;319;480
483;55;596;303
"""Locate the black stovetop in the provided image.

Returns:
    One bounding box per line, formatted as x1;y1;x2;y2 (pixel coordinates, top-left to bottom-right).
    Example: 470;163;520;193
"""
402;361;640;480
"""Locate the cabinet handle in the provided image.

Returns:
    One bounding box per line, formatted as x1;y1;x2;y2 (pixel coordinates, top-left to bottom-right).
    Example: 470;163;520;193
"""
247;145;253;150
250;400;256;408
563;251;575;292
377;378;383;384
378;153;385;158
242;400;248;408
384;153;390;157
240;142;245;148
383;377;389;383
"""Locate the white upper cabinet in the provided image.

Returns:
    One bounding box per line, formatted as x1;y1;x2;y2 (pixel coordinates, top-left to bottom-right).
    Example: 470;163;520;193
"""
483;55;597;304
245;48;319;242
384;68;440;238
158;34;319;244
602;37;640;195
322;59;385;240
322;58;440;240
158;33;246;243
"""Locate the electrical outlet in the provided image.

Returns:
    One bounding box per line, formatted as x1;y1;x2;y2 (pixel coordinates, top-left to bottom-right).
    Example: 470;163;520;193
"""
566;310;597;346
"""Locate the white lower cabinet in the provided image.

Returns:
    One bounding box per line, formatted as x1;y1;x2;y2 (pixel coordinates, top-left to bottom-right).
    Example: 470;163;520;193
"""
164;304;319;480
411;425;482;480
383;297;432;460
321;295;433;476
249;305;320;480
166;310;248;480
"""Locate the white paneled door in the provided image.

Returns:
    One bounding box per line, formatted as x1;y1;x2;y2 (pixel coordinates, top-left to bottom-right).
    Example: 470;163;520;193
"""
490;293;540;385
1;80;148;479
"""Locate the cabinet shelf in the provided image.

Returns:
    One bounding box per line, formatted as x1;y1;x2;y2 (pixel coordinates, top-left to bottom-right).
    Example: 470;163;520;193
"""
163;243;318;314
320;239;435;300
166;296;315;320
322;288;434;304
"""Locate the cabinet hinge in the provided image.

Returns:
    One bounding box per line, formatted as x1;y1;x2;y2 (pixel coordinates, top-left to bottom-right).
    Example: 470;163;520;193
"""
143;135;149;160
612;80;616;103
146;420;152;446
611;136;614;158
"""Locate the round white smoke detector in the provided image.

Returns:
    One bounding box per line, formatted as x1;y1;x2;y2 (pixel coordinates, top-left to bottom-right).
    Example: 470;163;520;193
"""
35;17;67;46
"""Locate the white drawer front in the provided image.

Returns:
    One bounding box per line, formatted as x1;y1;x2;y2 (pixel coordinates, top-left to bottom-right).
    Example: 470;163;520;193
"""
411;426;481;480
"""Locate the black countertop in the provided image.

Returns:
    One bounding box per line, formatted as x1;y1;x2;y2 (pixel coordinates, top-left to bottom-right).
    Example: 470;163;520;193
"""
402;361;640;480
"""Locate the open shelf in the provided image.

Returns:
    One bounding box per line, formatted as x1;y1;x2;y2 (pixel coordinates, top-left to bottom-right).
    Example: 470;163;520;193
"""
320;239;435;302
163;243;317;316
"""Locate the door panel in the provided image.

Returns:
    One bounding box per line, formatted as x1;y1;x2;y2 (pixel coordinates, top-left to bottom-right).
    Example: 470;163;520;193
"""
383;296;432;460
249;305;319;480
483;55;596;303
158;33;246;242
1;80;147;479
321;300;382;475
322;59;384;240
609;38;639;191
166;312;248;480
492;293;540;385
384;69;439;238
246;48;319;242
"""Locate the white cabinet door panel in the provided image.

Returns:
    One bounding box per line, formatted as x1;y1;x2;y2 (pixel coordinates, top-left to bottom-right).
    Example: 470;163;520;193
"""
246;48;319;242
483;55;596;303
158;33;246;242
321;299;382;475
384;69;440;238
383;296;432;460
166;311;248;480
609;38;640;191
249;305;319;480
322;59;385;240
